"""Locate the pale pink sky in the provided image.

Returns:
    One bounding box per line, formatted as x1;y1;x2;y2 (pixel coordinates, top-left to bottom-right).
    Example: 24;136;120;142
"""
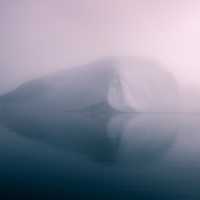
1;0;200;93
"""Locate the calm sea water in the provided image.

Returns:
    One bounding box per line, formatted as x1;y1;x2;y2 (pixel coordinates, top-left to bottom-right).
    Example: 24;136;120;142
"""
0;109;200;199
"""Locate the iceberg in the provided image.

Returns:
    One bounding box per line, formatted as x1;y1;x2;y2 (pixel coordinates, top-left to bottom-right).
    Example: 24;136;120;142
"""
0;57;179;113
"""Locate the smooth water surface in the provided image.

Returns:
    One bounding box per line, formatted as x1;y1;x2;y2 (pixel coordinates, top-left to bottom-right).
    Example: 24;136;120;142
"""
0;109;199;199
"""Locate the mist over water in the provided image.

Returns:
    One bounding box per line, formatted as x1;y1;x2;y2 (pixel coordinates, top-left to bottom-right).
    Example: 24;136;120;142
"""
1;1;200;199
0;56;199;198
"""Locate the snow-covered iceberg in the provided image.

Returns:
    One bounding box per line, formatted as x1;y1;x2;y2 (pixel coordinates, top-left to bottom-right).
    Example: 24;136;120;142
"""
0;57;179;113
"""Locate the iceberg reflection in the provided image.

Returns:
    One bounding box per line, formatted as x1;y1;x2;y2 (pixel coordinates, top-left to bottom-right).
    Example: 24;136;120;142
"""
108;114;179;168
0;104;179;168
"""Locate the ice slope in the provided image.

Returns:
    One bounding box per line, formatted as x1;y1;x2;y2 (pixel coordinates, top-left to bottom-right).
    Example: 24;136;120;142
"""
0;59;114;112
0;57;179;113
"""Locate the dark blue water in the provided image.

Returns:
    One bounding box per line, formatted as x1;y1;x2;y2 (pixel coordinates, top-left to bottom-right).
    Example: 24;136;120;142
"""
0;109;200;199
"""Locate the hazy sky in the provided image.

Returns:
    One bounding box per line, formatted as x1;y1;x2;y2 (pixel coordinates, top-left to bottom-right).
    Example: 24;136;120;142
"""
1;0;200;94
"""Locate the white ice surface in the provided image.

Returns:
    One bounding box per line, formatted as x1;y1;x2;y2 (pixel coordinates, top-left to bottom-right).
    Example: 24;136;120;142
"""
108;58;179;112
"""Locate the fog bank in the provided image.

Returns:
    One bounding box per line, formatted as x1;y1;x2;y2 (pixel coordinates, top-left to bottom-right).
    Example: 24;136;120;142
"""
1;0;200;94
